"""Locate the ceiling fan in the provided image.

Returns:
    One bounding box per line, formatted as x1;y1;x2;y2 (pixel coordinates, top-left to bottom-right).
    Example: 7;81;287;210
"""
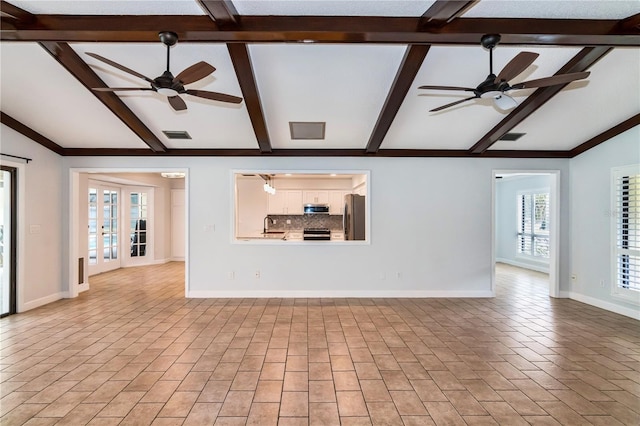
419;34;590;112
86;31;243;111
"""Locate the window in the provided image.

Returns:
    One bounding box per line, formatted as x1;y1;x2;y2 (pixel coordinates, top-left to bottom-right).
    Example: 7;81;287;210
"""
130;192;147;257
517;191;550;258
612;165;639;299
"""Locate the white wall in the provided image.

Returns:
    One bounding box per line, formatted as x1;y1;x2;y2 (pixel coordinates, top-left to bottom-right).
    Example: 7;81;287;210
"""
61;155;571;298
236;176;268;237
569;127;640;319
496;174;551;272
1;125;64;311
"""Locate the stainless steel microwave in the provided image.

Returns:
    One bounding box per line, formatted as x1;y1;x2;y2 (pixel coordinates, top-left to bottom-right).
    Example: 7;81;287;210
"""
303;204;330;214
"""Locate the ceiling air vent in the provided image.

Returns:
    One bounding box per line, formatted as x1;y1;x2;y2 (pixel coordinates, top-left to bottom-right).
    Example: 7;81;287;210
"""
498;132;526;142
162;130;192;140
289;122;326;140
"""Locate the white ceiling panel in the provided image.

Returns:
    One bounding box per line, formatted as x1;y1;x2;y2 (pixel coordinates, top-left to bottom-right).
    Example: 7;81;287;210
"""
71;42;258;149
383;45;581;150
491;48;640;151
234;0;434;16
0;42;148;149
9;0;205;15
249;44;407;149
463;0;640;19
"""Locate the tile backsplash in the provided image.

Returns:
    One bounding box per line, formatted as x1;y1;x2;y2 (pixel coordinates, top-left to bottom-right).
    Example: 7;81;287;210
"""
267;214;343;231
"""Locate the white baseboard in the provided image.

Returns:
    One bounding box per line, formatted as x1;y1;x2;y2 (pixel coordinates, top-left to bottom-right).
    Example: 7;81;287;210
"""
170;257;185;262
565;292;640;320
187;290;494;298
20;292;65;312
78;283;89;293
122;258;170;268
496;258;549;274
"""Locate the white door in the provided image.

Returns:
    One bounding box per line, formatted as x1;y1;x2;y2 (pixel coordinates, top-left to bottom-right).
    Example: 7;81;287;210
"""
88;184;121;275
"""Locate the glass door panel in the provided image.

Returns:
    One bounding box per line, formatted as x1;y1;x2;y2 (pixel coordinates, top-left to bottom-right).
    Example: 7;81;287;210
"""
88;183;121;275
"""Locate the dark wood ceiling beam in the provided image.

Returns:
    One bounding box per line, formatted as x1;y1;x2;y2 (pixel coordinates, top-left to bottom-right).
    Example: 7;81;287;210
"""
227;43;271;153
365;45;430;153
419;0;479;28
570;113;640;157
1;111;65;155
197;0;239;29
617;13;640;32
0;1;35;23
60;147;572;158
468;46;613;155
38;42;166;152
2;15;639;46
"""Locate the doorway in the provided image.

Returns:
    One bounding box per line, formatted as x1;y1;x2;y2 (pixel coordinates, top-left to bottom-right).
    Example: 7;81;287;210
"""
1;166;17;317
492;171;560;297
69;169;188;298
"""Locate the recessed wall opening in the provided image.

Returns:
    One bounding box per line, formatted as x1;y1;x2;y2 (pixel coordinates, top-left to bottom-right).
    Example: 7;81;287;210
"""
234;171;369;243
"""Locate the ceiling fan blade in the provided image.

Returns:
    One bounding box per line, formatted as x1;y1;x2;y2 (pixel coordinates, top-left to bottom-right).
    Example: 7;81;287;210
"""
186;89;243;104
168;95;187;111
92;87;152;91
86;52;154;83
510;71;591;90
496;51;539;83
429;96;477;112
174;61;216;85
493;94;518;110
419;85;475;92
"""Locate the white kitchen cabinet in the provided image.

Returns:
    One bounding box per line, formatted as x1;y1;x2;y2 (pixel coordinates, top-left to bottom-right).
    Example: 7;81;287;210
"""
268;190;303;214
286;190;303;214
329;190;351;214
303;190;329;205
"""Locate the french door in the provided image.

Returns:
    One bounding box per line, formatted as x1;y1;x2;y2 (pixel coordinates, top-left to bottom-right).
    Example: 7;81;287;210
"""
1;166;17;317
88;183;121;275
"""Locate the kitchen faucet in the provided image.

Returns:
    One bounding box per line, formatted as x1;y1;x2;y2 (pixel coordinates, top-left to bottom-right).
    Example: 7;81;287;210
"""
263;216;275;234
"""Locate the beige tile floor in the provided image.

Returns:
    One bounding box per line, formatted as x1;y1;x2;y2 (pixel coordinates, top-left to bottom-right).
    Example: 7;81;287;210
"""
1;262;639;425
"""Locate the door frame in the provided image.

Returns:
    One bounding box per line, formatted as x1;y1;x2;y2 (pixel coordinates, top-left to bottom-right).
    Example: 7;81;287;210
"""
1;160;25;312
68;168;188;298
491;170;561;297
1;165;17;316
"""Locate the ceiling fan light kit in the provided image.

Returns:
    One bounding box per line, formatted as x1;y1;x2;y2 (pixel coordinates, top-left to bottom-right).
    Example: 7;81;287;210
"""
87;31;243;111
419;33;591;113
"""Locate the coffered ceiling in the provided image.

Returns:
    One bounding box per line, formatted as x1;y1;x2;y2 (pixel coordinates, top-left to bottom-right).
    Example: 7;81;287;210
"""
1;0;639;158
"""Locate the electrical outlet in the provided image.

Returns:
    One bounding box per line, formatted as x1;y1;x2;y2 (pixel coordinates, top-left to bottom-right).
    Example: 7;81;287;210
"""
600;279;605;288
286;219;291;224
227;271;235;280
255;270;261;279
273;220;277;224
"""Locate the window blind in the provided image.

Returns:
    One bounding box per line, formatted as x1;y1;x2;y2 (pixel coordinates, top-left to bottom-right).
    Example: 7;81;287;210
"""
615;172;640;291
518;192;550;258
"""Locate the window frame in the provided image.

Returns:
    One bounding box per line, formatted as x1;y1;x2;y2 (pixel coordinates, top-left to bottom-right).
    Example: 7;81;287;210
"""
516;188;550;260
611;164;640;305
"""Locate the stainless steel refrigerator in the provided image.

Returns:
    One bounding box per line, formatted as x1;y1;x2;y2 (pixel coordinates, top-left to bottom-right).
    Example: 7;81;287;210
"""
344;194;365;240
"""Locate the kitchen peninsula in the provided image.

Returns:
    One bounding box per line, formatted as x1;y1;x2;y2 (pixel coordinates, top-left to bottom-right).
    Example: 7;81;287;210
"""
234;172;368;243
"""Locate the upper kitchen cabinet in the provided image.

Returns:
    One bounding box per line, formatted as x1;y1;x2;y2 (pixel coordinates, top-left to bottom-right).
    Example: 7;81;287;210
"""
329;190;351;214
303;191;329;205
268;190;302;214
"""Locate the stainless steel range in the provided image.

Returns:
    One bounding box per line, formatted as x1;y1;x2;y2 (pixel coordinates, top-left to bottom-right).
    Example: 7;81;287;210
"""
303;227;331;241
